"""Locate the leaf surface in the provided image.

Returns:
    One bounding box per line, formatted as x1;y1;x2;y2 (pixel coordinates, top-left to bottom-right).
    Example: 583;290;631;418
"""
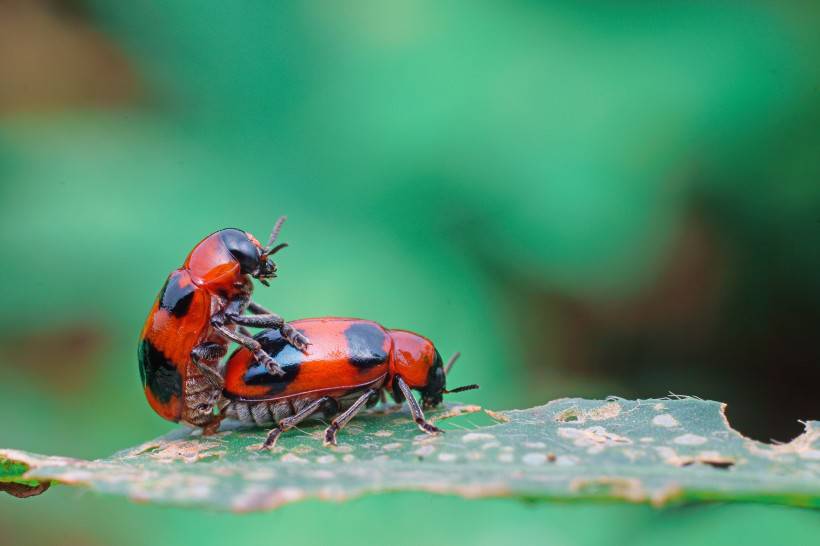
2;398;819;511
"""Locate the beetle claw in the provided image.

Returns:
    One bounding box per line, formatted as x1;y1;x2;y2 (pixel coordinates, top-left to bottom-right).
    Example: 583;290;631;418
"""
284;330;311;353
323;428;338;447
256;352;286;376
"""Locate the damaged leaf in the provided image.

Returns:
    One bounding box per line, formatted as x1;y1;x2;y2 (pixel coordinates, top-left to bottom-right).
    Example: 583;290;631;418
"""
1;398;819;511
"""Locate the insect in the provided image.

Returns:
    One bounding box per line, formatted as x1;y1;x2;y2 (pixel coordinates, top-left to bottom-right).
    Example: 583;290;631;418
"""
138;217;310;429
221;317;478;448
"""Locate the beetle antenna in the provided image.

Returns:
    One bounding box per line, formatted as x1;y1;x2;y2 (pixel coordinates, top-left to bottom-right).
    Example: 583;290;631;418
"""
263;216;287;253
267;242;289;256
443;384;479;394
444;351;461;375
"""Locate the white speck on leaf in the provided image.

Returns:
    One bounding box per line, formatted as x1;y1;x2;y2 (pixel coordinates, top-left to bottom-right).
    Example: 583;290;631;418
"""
555;455;580;466
800;450;820;460
462;433;496;443
674;434;708;446
497;452;514;463
280;453;308;464
414;445;435;457
522;453;548;466
652;414;679;428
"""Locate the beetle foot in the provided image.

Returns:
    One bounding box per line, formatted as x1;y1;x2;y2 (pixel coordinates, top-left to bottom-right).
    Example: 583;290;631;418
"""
281;324;311;353
256;351;286;376
416;418;443;435
201;414;225;436
261;427;283;449
323;424;339;447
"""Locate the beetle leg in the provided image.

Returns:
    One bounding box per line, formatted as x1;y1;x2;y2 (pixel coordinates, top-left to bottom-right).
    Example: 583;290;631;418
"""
247;301;272;314
190;342;226;388
262;396;334;449
228;313;310;352
227;312;283;329
279;322;311;352
201;413;226;436
323;388;378;446
211;323;286;376
395;376;443;435
245;302;311;351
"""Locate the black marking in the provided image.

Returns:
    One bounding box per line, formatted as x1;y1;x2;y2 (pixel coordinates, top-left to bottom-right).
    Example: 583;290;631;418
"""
158;271;195;318
138;339;182;403
240;329;305;395
420;350;445;407
344;322;388;369
219;228;261;275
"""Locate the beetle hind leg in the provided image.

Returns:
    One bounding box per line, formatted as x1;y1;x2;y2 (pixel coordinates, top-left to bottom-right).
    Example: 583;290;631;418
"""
261;396;333;450
323;389;378;446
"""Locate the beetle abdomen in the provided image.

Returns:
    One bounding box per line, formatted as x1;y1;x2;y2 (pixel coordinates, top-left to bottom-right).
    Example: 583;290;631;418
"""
223;389;377;427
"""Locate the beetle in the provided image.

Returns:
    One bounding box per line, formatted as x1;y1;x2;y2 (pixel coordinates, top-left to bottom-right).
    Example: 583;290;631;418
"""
138;217;310;429
221;317;478;448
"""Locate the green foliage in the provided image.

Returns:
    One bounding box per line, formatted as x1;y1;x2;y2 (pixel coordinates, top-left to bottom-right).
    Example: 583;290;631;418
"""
3;398;818;511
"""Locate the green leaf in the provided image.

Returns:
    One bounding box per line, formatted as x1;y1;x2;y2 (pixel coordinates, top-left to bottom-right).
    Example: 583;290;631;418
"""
2;398;818;511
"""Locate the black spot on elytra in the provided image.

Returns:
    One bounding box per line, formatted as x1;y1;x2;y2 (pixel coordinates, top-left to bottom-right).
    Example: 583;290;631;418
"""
138;339;182;403
159;271;195;318
344;322;388;369
241;329;305;395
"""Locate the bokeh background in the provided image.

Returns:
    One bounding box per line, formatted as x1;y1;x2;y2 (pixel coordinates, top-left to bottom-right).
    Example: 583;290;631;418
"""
1;1;819;544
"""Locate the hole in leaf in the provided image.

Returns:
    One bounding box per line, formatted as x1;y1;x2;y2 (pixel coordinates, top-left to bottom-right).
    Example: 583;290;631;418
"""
702;460;734;470
556;409;580;422
680;459;735;470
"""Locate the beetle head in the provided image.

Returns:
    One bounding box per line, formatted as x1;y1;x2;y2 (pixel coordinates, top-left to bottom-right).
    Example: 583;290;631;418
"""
245;216;290;286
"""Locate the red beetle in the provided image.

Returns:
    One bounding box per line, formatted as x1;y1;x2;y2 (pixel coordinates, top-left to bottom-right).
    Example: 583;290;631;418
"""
221;317;478;448
138;217;309;429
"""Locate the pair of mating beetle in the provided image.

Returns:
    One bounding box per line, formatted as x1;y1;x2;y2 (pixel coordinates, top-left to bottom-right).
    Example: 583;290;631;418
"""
138;218;477;448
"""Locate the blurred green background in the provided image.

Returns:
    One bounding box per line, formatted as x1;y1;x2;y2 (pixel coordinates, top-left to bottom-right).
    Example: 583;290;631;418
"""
1;1;819;544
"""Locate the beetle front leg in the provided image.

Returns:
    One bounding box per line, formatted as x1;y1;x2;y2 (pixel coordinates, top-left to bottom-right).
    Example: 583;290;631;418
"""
395;376;443;435
211;322;286;376
242;301;311;351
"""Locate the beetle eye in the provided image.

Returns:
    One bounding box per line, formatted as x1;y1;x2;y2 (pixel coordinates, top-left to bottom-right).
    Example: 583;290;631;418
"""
231;250;259;274
219;229;262;275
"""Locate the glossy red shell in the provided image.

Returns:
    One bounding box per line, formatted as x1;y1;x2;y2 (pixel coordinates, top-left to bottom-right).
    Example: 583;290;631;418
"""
224;318;395;401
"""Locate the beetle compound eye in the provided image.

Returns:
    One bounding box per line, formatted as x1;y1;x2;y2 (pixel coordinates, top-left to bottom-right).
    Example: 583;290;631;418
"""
219;229;263;275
